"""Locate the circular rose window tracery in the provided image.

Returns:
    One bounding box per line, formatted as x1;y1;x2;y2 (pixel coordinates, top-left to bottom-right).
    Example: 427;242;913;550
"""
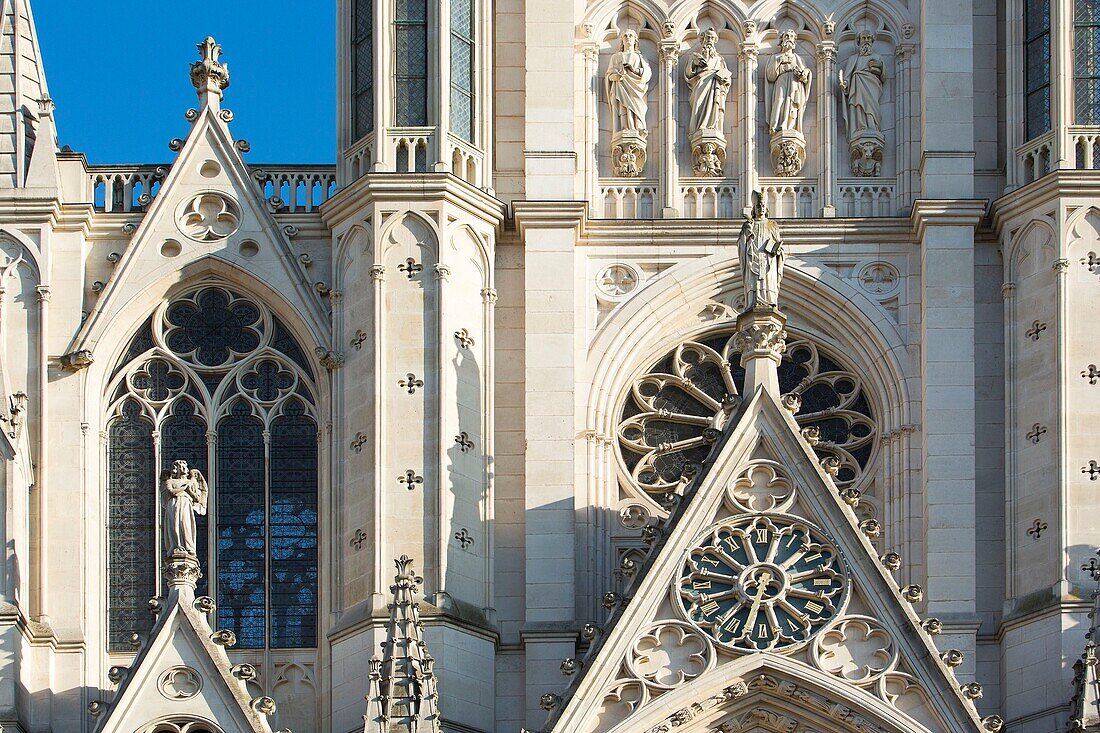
618;331;877;497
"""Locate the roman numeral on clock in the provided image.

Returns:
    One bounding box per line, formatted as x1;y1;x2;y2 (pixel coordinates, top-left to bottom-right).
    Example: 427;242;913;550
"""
804;600;824;614
692;579;711;590
699;600;720;616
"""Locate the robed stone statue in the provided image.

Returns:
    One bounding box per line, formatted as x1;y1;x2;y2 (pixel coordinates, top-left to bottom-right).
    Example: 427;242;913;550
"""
685;29;732;135
765;30;812;135
838;32;886;136
162;459;208;557
737;192;785;309
605;30;651;134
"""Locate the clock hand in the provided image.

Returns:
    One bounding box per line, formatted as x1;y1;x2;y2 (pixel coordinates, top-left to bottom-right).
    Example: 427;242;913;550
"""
742;570;773;636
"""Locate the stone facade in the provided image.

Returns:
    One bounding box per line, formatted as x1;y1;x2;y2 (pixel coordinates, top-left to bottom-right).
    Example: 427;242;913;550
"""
0;0;1096;731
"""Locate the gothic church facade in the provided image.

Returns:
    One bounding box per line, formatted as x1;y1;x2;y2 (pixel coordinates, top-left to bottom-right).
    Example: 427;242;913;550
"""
0;0;1096;731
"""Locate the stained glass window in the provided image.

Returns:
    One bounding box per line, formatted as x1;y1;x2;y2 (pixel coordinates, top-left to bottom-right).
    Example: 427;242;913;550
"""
450;0;475;141
1025;0;1052;140
106;285;319;653
1076;0;1100;123
395;0;429;126
107;400;155;651
353;0;375;140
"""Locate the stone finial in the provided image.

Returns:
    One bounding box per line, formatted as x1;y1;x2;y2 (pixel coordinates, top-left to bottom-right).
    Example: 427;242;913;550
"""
364;556;442;733
190;36;230;109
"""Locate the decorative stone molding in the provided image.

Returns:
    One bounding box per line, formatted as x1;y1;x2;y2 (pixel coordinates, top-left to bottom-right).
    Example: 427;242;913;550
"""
733;308;787;362
725;460;796;513
178;192;241;241
812;615;898;686
626;621;713;689
157;666;202;700
163;553;201;588
642;681;748;733
314;347;344;371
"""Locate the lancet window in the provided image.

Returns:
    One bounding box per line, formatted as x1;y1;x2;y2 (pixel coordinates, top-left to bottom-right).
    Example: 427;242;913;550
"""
352;0;375;140
618;331;878;498
105;286;319;653
1025;0;1053;139
1075;0;1100;123
395;0;429;126
450;0;475;141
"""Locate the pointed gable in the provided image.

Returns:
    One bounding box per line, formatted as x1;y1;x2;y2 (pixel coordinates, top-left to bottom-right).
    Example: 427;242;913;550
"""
0;0;52;188
72;37;329;357
547;382;995;733
95;585;274;733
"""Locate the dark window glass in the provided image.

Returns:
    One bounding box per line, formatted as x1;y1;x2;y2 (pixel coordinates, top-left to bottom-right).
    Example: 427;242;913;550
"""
1025;0;1052;139
216;402;266;649
353;0;374;139
1077;0;1100;123
450;0;475;141
395;0;429;126
269;401;319;648
107;400;155;652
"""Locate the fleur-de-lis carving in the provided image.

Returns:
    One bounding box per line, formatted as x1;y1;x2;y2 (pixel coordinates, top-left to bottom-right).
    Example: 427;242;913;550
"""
1025;321;1047;341
1083;461;1100;480
398;373;424;394
399;469;423;490
454;328;475;349
350;528;368;551
455;432;474;452
397;258;423;280
1083;364;1100;385
350;432;368;453
1026;423;1047;443
454;528;474;549
1027;518;1048;539
351;329;368;350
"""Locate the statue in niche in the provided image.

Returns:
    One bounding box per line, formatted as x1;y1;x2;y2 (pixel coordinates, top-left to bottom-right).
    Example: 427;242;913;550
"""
686;29;733;177
765;30;812;176
606;30;652;176
839;31;887;176
737;191;785;309
163;459;208;557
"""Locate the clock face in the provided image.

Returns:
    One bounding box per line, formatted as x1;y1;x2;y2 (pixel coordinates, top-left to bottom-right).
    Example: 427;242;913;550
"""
677;515;847;651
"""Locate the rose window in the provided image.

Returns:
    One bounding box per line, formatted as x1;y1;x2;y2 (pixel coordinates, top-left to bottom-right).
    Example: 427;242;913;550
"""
618;331;877;496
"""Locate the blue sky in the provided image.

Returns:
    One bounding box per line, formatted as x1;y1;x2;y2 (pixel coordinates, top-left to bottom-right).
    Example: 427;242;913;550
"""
33;2;336;164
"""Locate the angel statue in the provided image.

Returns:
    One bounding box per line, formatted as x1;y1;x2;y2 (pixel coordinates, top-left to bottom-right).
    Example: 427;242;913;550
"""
737;191;785;309
162;459;209;557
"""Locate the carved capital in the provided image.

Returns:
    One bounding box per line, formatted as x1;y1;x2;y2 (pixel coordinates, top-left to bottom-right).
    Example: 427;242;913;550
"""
659;41;680;64
732;312;788;362
481;287;498;304
739;43;759;62
434;263;452;281
816;42;837;63
369;264;386;281
164;552;201;589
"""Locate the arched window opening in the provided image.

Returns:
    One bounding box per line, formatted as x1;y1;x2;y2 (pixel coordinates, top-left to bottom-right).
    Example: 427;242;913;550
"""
617;330;878;499
395;0;429;126
106;285;319;653
353;0;375;140
1025;0;1052;139
450;0;475;141
1076;0;1100;123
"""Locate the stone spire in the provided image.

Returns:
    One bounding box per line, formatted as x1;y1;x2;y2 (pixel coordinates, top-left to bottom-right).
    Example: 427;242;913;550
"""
734;190;787;396
364;556;443;733
190;36;230;111
0;0;56;189
1069;554;1100;731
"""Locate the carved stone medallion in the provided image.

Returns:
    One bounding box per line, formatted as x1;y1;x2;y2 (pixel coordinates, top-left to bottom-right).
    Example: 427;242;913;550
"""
178;192;241;241
158;665;202;700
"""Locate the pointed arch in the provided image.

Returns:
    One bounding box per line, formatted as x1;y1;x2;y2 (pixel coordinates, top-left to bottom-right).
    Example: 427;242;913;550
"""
832;0;913;42
1065;205;1100;256
377;209;441;261
1005;217;1058;280
666;0;749;42
752;0;829;41
581;0;669;46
